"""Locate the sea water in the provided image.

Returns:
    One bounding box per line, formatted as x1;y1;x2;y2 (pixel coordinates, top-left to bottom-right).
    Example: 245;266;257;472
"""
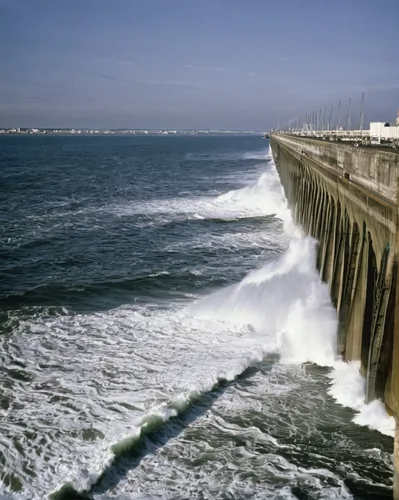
0;134;394;499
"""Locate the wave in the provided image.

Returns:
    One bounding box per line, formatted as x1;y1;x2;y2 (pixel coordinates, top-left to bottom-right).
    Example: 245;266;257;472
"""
242;148;273;161
186;237;337;367
185;230;395;436
215;170;288;220
51;229;395;499
51;364;268;500
48;235;335;498
106;153;290;225
185;147;271;162
2;144;394;500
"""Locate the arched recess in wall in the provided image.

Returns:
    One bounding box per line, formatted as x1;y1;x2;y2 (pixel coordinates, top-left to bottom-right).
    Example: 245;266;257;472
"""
330;199;341;308
361;232;377;371
375;252;396;399
345;219;360;302
335;200;342;243
315;190;327;269
321;196;335;282
331;208;347;307
335;209;351;311
337;219;360;355
314;188;325;240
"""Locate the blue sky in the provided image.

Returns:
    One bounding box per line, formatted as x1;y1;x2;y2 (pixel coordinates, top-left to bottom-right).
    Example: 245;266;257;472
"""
1;0;398;130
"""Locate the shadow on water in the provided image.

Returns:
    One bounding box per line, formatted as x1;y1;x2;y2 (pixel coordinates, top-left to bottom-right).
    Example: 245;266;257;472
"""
51;358;394;500
51;361;275;500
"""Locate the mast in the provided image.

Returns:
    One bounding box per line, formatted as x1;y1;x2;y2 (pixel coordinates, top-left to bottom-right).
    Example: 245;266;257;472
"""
360;90;364;136
346;96;352;131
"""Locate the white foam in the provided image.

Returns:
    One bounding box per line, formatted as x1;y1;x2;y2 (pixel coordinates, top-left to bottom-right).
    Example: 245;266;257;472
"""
3;303;274;498
242;148;273;161
186;147;271;163
168;230;285;253
215;170;287;219
187;237;337;368
328;360;395;436
148;270;169;277
3;231;340;498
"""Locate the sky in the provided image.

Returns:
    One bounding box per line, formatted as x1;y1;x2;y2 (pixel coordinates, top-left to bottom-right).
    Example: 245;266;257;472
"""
1;0;398;130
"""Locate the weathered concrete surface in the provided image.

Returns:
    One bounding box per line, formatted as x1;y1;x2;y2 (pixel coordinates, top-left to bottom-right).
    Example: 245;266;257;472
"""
270;133;399;497
276;134;399;201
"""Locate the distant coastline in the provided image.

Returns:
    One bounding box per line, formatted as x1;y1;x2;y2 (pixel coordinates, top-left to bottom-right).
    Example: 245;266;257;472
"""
0;127;261;136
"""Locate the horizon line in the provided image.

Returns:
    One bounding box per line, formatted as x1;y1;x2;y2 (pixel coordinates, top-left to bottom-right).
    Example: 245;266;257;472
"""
0;126;263;133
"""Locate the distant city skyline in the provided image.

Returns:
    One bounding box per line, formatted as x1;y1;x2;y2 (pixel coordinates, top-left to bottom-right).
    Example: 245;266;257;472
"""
0;126;261;134
1;0;399;130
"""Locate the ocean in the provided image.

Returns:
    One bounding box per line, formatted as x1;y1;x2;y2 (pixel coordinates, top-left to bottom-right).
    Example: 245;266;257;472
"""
0;134;395;499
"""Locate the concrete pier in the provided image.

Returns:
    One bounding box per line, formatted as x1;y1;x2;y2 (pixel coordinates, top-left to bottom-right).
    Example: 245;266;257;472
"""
270;134;399;497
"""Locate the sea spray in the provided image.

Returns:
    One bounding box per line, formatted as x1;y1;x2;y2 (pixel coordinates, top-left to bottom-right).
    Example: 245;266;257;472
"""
186;237;337;367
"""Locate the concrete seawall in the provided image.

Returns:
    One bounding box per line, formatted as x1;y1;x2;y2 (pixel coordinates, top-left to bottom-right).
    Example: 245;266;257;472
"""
270;134;399;497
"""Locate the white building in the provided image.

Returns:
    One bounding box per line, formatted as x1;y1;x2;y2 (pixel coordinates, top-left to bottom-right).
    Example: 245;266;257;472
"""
370;122;399;140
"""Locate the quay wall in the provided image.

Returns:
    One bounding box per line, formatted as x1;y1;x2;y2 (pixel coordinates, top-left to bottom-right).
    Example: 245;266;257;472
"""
270;133;399;497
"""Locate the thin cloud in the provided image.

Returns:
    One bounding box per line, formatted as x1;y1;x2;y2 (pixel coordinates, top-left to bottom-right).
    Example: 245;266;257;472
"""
89;72;211;89
133;78;211;89
184;64;232;73
100;57;137;67
185;64;263;80
113;59;137;67
91;71;122;82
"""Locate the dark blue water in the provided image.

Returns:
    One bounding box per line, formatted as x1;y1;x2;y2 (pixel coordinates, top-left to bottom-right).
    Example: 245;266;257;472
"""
0;135;393;499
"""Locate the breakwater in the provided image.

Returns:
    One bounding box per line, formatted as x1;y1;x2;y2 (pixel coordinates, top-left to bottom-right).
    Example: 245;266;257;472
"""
270;133;399;497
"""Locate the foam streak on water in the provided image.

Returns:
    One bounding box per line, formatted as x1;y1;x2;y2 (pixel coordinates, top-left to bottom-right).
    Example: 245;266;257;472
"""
0;136;394;499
